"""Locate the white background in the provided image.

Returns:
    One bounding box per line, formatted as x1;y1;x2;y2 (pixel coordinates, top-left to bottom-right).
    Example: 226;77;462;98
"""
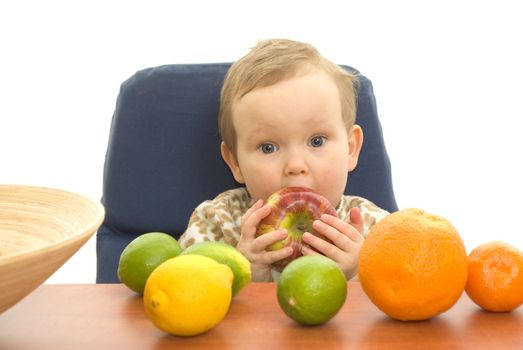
1;0;522;283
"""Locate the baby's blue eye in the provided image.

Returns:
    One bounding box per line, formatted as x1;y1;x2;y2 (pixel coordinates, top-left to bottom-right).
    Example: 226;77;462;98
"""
260;143;278;154
309;136;326;147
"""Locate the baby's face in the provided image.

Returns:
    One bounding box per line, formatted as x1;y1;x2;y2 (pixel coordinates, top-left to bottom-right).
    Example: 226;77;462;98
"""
224;69;361;207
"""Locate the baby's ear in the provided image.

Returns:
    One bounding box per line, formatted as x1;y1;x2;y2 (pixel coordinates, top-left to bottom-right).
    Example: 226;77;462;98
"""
221;142;245;184
347;125;363;171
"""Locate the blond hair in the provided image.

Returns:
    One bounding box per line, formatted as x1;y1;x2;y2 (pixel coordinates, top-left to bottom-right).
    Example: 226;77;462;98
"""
219;39;359;154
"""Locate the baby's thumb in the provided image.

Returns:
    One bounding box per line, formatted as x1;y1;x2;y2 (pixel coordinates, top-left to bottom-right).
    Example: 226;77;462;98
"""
349;207;364;234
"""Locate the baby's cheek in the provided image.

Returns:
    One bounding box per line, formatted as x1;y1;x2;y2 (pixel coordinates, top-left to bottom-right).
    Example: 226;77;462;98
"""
316;181;347;209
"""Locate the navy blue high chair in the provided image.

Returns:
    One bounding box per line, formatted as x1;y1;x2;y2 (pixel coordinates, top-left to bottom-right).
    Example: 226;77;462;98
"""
96;63;397;283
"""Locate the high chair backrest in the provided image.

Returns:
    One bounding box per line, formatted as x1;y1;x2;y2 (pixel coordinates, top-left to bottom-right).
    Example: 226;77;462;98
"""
96;63;397;283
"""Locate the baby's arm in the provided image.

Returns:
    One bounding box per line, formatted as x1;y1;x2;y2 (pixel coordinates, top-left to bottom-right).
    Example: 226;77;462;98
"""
178;197;238;249
178;202;216;249
236;199;293;282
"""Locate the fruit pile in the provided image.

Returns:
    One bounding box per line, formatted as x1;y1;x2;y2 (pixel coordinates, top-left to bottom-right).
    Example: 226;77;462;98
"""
119;232;348;335
358;208;523;321
118;188;523;337
118;234;252;336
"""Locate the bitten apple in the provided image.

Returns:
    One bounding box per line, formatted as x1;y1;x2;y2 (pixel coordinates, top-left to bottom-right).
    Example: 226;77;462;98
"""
256;187;338;270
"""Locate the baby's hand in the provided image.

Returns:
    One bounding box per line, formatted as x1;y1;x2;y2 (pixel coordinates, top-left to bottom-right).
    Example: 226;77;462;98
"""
236;199;294;282
301;207;364;280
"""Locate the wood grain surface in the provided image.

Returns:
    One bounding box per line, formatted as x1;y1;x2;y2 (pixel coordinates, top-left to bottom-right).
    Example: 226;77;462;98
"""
0;282;521;349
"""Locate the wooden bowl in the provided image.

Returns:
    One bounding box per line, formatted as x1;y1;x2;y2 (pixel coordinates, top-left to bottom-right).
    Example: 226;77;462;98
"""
0;184;105;314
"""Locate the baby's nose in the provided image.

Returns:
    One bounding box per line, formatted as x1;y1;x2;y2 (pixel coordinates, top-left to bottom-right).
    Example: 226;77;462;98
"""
284;154;308;175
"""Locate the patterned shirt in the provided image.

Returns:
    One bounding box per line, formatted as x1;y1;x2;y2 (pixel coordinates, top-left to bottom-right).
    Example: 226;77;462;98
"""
179;188;389;249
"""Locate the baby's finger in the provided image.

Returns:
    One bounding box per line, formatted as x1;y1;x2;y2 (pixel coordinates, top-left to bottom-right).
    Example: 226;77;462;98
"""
301;244;322;257
348;207;364;235
319;214;363;243
251;229;287;253
260;246;294;266
241;199;264;225
244;204;271;228
240;208;271;243
302;231;342;259
312;219;352;250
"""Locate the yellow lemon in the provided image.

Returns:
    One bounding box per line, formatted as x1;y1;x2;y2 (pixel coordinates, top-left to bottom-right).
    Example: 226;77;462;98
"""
143;254;233;336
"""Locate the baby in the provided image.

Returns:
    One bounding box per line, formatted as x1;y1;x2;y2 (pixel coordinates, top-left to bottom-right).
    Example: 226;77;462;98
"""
179;39;388;281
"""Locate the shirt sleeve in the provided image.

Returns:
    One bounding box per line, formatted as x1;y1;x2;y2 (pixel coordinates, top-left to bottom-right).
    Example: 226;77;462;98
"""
178;189;246;249
344;196;390;237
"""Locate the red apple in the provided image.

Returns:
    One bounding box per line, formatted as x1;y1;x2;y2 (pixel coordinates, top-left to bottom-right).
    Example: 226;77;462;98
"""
256;187;338;270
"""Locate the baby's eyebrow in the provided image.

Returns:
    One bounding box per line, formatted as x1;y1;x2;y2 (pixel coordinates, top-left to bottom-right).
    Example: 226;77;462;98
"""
241;123;278;138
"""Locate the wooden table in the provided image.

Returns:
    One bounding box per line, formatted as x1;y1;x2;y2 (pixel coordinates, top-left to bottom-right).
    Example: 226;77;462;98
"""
0;282;522;349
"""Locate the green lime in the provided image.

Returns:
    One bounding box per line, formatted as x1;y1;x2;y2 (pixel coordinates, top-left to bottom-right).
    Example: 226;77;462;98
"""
277;255;347;325
181;241;251;297
117;232;182;294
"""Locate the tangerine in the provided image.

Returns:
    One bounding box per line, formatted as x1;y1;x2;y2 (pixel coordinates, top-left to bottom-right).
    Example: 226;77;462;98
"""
465;241;523;312
358;208;468;321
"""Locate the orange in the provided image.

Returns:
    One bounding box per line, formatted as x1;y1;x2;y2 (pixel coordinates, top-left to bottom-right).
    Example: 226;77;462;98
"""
465;241;523;312
358;208;468;321
277;255;347;325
